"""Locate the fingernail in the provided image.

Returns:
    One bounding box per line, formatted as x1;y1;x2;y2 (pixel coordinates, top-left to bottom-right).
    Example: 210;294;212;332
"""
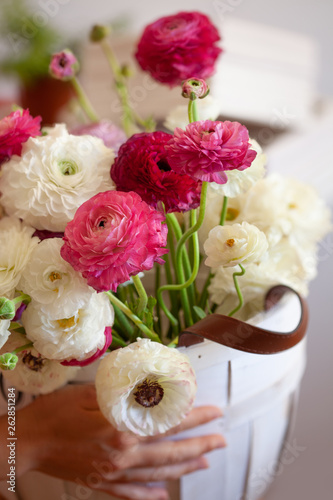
216;436;227;448
197;456;209;469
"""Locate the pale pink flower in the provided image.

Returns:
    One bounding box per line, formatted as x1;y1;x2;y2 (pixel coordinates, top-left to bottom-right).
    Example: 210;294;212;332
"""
166;120;257;184
71;120;126;154
61;191;168;292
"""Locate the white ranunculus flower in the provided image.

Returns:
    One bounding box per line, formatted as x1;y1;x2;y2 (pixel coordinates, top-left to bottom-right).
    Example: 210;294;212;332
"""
0;319;10;349
209;139;266;198
0;124;115;232
204;221;268;269
22;292;114;362
19;238;94;319
96;338;197;436
239;174;332;248
0;217;39;297
164;96;219;131
0;331;79;395
208;238;312;314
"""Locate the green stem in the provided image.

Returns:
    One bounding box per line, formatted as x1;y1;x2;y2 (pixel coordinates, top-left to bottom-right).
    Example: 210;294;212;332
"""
112;302;134;340
168;336;178;348
71;77;99;122
132;275;148;315
228;264;246;317
12;293;31;306
100;39;134;136
220;196;229;226
110;331;127;347
188;98;199;123
105;292;161;343
13;343;33;354
199;196;228;309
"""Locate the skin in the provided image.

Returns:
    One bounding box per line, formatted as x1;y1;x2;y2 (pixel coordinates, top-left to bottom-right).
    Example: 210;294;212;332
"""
0;384;226;500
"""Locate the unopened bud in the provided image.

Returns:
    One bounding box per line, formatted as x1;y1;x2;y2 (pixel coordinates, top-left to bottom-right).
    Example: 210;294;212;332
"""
181;78;209;100
49;49;80;81
120;64;133;78
0;297;15;320
0;353;18;371
90;25;111;42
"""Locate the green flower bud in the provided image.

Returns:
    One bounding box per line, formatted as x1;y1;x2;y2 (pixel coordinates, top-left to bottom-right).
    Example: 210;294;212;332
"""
90;25;111;42
0;297;16;320
120;64;133;78
0;353;18;371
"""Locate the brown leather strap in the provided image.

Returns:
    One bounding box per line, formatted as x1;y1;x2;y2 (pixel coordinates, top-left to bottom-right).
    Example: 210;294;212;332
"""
178;286;308;355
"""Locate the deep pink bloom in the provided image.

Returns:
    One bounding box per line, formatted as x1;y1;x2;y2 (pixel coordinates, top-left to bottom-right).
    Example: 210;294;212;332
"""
61;190;168;292
71;120;127;154
0;109;41;166
61;327;112;367
135;11;222;87
111;132;202;213
49;49;79;80
165;120;257;184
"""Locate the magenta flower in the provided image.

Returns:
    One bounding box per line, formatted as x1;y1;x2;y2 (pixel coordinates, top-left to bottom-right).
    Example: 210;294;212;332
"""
71;120;126;154
135;11;222;87
61;191;168;292
49;49;79;81
61;327;112;367
165;120;257;184
111;132;202;213
0;109;41;166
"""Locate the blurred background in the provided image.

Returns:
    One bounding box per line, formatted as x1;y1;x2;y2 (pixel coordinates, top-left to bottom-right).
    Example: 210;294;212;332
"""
0;1;332;499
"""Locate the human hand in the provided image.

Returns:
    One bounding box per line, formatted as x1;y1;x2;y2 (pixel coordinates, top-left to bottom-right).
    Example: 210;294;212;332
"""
15;384;225;500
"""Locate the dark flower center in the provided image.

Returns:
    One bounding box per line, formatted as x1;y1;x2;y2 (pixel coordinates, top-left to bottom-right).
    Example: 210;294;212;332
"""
22;352;45;372
156;159;171;172
59;57;67;68
133;379;164;408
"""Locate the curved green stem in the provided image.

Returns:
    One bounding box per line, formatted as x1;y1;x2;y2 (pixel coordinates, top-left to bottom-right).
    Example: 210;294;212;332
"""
105;291;161;343
132;275;148;315
13;343;33;354
71;77;99;122
12;293;31;306
228;264;246;317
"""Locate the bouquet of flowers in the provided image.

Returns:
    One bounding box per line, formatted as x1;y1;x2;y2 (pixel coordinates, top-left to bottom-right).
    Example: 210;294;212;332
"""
0;11;330;440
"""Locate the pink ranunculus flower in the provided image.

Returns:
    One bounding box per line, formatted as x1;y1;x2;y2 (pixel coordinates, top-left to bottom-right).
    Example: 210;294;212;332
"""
135;11;222;87
0;109;41;166
49;49;79;81
70;120;127;154
111;131;202;213
61;191;168;292
165;120;257;184
61;327;112;367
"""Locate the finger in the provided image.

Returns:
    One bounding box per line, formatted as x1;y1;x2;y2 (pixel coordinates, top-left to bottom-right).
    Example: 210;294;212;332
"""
77;384;100;411
126;434;226;468
102;483;169;500
106;456;209;483
148;405;223;440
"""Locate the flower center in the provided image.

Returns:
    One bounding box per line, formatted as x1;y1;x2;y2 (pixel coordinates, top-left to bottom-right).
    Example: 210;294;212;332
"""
288;203;297;209
48;271;62;282
58;56;67;68
22;352;45;372
133;379;164;408
57;316;76;329
226;238;235;247
58;159;79;176
156;159;171;172
226;208;239;221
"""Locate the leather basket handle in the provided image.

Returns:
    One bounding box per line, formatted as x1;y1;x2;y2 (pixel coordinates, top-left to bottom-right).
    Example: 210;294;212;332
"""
178;286;308;355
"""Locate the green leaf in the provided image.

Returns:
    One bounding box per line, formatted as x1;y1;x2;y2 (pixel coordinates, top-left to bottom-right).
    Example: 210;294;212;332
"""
193;306;207;320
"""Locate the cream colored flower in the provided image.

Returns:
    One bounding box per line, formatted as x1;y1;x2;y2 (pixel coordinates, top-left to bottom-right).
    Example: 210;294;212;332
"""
22;292;114;362
208;238;312;316
0;124;115;231
239;174;332;248
0;331;79;395
95;338;197;436
0;216;39;297
204;221;268;268
164;96;219;131
0;319;10;349
19;238;94;319
209;139;266;198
